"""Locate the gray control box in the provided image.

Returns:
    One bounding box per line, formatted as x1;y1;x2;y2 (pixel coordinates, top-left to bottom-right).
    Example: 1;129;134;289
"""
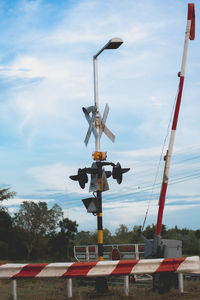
144;238;182;259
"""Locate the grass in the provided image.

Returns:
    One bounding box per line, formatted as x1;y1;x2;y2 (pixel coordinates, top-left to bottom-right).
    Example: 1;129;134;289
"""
0;277;200;300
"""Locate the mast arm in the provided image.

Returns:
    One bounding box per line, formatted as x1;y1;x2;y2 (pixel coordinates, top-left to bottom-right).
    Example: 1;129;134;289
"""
156;3;195;236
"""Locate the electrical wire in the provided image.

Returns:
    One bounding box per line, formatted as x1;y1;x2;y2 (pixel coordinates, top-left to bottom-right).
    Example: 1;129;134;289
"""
141;88;179;232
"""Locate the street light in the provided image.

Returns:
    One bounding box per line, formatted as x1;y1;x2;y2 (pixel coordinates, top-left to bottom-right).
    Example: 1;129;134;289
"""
92;38;123;263
94;38;124;59
93;38;123;152
70;38;125;292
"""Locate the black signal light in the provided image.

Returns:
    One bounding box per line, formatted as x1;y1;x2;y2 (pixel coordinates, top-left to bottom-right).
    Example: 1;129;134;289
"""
69;168;88;189
82;197;100;214
112;162;130;184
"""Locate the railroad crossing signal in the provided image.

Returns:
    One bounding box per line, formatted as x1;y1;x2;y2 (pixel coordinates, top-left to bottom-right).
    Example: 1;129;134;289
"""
82;104;115;147
70;162;130;192
82;106;98;147
69;168;88;189
69;37;125;269
112;162;130;184
82;197;100;214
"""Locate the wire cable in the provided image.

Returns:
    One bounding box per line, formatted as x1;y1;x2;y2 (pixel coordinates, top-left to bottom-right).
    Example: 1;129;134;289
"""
141;88;178;232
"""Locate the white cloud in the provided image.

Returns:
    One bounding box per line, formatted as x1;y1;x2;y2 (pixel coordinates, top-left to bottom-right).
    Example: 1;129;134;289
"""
65;196;200;232
27;163;89;194
2;197;52;211
118;147;163;158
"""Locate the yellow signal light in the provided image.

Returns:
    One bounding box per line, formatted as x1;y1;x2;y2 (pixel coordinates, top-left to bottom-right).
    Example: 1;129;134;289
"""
92;151;107;161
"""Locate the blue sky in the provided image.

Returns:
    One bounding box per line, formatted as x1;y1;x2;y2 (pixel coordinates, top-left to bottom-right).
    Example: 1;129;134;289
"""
0;0;200;233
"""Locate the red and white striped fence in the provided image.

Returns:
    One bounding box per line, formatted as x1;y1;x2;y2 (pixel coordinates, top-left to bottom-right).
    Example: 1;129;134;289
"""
2;256;200;299
0;256;199;278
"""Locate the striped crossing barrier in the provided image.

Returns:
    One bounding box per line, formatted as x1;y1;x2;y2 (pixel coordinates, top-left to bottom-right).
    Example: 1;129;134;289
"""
0;256;199;279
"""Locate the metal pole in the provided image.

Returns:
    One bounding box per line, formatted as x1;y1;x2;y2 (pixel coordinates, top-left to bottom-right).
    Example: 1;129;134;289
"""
95;174;108;292
124;275;129;296
93;55;103;261
67;278;72;298
93;57;101;152
135;244;139;259
11;279;17;300
93;57;99;109
178;273;184;293
93;38;123;292
156;3;195;236
86;246;89;261
95;244;98;260
97;188;103;261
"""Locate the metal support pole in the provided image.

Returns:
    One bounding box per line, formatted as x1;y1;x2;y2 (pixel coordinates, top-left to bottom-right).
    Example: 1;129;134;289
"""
67;278;72;298
11;279;17;300
156;3;195;237
95;177;108;293
178;273;184;293
95;245;98;260
135;244;139;259
86;246;89;261
92;38;123;294
124;275;129;296
97;189;103;261
94;54;103;261
93;57;101;152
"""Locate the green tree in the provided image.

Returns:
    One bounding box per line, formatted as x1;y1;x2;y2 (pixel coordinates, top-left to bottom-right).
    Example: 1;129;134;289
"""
114;224;132;244
0;188;16;203
0;188;16;212
143;224;167;239
59;218;78;258
75;231;94;245
8;226;27;260
13;201;63;259
0;187;16;259
49;218;78;260
195;229;200;239
132;225;143;243
0;210;12;243
102;228;113;245
0;209;14;259
87;229;113;245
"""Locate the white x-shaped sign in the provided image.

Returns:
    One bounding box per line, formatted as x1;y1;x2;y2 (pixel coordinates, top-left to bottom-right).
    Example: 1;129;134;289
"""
82;106;98;146
82;104;115;147
100;104;115;143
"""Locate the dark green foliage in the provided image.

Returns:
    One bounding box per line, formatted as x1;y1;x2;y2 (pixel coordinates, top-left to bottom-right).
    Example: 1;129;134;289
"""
74;228;113;246
0;210;12;243
0;193;199;261
142;224;167;239
13;201;64;259
48;218;78;260
102;228;113;245
0;241;8;259
8;226;28;260
0;188;16;203
114;224;132;244
0;188;199;262
132;225;143;243
75;231;96;245
195;229;200;239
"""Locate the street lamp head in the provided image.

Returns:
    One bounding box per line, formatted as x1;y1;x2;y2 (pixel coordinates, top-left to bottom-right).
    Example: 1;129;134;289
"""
104;38;123;49
94;38;123;58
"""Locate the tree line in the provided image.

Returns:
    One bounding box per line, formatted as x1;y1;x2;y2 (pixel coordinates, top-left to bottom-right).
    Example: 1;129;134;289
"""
0;188;199;261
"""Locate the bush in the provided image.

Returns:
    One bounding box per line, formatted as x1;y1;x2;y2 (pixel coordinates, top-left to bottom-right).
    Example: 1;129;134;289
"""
0;240;8;259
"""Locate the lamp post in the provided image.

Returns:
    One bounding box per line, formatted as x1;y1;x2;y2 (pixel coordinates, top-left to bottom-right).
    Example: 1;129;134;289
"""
93;38;123;152
93;38;123;262
70;37;128;293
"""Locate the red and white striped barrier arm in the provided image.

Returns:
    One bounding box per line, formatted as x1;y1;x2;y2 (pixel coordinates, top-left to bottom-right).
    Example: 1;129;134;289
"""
156;3;195;235
0;256;199;279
